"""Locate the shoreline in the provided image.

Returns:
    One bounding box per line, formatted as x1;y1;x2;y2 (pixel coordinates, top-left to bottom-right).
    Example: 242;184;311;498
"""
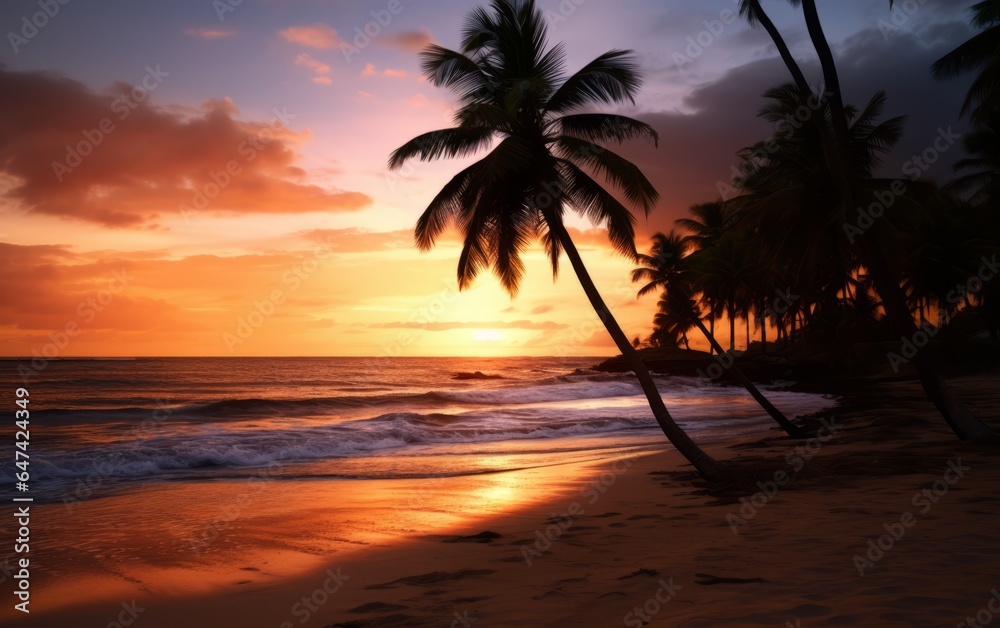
9;373;1000;627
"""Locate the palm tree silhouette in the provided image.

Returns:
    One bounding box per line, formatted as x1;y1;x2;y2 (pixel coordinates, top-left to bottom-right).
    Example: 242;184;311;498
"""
933;0;1000;124
388;0;728;481
633;232;803;438
950;121;1000;202
676;202;728;351
742;0;994;440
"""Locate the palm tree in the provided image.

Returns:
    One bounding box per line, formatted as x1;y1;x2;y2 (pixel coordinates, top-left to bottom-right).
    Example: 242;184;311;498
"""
677;202;729;250
933;0;1000;124
677;202;729;351
743;0;994;440
689;233;754;353
632;232;804;438
651;291;698;350
632;231;687;298
388;0;728;481
949;121;1000;202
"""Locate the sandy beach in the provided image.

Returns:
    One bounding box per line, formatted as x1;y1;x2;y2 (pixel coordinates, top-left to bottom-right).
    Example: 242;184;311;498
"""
6;372;996;628
4;0;999;625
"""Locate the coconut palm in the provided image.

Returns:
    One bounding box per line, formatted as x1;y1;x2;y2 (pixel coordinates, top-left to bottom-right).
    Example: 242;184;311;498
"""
741;0;994;439
651;291;698;350
633;232;804;438
676;202;729;350
949;120;1000;202
933;0;1000;123
388;0;728;480
688;233;754;353
632;231;687;298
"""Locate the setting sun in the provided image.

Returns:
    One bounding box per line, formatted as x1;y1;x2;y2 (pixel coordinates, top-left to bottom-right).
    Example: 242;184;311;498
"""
473;329;504;342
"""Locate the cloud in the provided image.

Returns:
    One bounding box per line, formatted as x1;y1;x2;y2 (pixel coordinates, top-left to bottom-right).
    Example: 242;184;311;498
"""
407;94;429;108
0;242;373;355
580;330;617;349
616;20;975;238
0;69;371;227
368;320;569;331
279;23;340;49
529;305;553;315
0;243;186;335
298;228;414;252
183;27;237;40
294;53;332;85
360;63;407;78
381;29;433;52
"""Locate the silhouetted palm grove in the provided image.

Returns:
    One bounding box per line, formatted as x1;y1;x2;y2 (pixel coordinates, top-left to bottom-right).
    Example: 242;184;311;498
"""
392;0;998;482
636;0;999;442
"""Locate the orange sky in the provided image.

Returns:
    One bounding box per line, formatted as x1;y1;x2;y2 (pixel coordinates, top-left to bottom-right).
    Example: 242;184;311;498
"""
0;1;969;356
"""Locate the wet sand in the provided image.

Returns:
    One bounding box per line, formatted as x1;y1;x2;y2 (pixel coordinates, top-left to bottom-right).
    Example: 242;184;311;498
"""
6;373;999;627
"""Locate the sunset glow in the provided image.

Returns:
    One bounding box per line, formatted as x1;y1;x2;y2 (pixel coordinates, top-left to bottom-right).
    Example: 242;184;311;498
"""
0;1;970;357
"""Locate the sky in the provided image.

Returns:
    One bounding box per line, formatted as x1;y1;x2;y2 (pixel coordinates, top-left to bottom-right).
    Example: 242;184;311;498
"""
0;0;978;357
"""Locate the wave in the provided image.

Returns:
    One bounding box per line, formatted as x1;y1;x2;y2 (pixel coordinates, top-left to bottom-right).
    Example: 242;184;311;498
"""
34;374;710;422
10;411;658;485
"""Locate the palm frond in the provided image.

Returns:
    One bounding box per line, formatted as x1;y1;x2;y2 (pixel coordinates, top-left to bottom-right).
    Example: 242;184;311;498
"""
555;135;658;213
388;127;494;170
544;50;641;114
556;113;658;147
557;159;637;259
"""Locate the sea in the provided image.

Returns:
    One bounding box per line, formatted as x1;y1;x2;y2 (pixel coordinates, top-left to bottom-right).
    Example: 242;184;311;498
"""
2;357;838;504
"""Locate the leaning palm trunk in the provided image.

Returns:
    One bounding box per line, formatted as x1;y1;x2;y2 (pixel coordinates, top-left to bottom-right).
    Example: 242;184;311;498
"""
389;0;735;480
554;224;730;481
796;0;993;439
690;318;804;438
709;310;716;356
729;309;736;352
747;0;992;438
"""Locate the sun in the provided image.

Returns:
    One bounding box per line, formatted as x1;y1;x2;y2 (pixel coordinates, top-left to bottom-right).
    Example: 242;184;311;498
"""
473;329;504;342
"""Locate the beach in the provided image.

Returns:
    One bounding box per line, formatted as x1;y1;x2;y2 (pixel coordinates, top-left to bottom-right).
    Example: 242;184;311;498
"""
3;0;1000;625
4;365;998;627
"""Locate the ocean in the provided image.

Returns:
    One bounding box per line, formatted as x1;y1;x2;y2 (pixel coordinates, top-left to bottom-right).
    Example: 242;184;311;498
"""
3;357;837;504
